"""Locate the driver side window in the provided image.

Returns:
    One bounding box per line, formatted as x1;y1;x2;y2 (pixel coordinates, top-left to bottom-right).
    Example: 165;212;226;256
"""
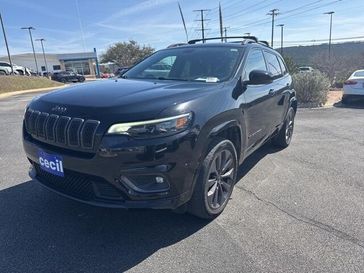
243;50;267;81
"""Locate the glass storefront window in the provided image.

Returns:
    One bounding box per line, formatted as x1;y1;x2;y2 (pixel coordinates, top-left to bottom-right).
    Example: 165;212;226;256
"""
64;60;91;75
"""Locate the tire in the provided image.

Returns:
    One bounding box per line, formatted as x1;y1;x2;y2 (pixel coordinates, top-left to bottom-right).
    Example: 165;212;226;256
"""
342;95;349;104
188;138;238;219
273;107;295;148
60;78;67;83
0;70;6;75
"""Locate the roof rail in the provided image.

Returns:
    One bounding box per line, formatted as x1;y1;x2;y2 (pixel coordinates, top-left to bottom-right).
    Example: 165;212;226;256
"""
188;36;258;44
258;41;270;47
166;43;188;48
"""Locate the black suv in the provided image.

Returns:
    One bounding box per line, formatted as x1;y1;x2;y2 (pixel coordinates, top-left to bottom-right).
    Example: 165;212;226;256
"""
23;37;296;219
51;71;85;83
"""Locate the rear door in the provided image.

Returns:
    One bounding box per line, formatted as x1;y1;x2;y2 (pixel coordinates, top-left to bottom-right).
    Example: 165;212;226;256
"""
242;49;276;149
263;51;290;131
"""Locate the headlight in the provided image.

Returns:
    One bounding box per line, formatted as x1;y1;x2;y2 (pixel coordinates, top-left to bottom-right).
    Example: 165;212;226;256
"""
107;113;192;138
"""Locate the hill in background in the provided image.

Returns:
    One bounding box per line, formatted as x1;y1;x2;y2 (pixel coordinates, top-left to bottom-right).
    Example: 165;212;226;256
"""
283;41;364;65
283;41;364;81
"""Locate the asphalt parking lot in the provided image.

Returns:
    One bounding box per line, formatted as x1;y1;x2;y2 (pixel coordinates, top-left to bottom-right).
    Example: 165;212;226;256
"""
0;92;364;273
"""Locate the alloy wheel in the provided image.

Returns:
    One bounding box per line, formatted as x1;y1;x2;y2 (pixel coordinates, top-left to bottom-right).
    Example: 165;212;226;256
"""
285;110;294;144
206;149;235;210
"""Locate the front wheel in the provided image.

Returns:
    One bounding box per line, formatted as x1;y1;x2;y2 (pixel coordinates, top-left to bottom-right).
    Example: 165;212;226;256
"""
188;139;238;219
273;107;295;148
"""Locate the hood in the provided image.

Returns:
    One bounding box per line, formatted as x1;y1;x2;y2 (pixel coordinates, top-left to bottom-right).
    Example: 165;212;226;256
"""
31;78;221;121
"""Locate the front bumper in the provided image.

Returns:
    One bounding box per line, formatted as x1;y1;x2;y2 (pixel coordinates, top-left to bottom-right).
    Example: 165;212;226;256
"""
23;129;199;209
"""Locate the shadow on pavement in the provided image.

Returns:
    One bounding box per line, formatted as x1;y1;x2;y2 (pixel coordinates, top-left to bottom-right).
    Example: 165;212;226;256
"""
237;142;282;181
0;181;208;272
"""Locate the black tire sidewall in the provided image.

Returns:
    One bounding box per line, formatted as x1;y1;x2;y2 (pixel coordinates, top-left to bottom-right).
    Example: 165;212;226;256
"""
189;139;238;218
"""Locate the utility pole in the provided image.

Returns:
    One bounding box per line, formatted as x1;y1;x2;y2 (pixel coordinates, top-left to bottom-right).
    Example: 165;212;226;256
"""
267;9;279;47
219;3;223;42
21;26;39;75
35;38;48;76
324;11;334;62
276;24;284;55
0;12;14;74
223;27;230;42
193;9;210;43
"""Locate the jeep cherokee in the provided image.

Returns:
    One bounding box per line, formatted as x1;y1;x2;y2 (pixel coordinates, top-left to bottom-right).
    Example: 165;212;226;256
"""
23;37;297;219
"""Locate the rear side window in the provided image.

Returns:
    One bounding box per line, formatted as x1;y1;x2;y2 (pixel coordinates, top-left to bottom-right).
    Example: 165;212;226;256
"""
277;57;287;74
243;49;267;81
353;71;364;77
264;51;282;77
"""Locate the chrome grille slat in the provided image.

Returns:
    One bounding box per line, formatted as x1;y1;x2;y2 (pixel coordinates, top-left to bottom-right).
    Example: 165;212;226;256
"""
25;109;100;150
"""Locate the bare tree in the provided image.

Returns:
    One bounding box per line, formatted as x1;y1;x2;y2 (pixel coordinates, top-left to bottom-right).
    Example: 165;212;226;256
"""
310;51;364;83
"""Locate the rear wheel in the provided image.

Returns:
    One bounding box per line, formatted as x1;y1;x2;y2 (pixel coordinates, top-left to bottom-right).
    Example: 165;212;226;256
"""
0;70;6;75
273;107;295;148
188;138;237;219
342;95;349;104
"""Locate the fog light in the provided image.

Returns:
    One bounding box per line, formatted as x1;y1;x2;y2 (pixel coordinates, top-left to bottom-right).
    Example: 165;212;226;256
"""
155;176;164;184
119;175;170;193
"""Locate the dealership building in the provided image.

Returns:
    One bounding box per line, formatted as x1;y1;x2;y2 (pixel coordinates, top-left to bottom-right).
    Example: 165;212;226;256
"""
0;51;99;76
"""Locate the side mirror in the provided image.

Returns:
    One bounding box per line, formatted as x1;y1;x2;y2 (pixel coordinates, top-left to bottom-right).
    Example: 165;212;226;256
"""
249;70;274;85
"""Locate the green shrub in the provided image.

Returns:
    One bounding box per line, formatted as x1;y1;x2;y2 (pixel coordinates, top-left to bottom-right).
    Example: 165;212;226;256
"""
292;71;330;106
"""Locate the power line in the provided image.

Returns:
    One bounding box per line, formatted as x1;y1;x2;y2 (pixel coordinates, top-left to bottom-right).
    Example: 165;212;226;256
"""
193;9;211;43
230;0;343;32
279;35;364;44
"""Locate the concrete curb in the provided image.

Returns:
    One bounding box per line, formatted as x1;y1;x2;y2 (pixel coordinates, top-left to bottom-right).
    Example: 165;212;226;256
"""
0;84;68;100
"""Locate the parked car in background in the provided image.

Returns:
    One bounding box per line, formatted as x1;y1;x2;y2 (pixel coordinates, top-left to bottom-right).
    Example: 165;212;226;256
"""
0;62;30;75
23;36;297;219
299;66;314;73
0;62;18;75
100;72;115;79
51;71;85;83
13;63;30;75
114;66;130;77
342;69;364;103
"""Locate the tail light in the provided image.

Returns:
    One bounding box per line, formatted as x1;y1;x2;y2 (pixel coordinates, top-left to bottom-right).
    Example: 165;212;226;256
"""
344;80;357;85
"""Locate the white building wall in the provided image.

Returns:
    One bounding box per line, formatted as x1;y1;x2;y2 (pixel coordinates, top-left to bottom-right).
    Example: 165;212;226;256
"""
0;53;61;73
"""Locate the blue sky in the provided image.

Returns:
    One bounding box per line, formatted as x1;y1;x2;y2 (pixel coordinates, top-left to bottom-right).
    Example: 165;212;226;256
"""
1;0;364;56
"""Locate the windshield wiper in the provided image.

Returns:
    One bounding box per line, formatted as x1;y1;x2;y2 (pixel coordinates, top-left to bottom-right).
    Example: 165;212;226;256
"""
157;77;189;81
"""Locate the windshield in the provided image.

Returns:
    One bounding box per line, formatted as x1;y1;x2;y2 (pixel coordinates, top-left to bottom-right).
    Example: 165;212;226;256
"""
123;46;243;82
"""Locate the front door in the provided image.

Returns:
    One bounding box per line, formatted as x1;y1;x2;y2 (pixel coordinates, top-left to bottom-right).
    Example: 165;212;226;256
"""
242;49;277;149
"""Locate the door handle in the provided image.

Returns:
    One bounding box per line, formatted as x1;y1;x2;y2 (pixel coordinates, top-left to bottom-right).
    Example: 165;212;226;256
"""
269;88;275;95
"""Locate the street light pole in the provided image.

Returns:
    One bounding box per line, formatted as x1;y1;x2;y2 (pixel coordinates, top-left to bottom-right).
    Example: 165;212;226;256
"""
276;24;284;55
0;12;14;74
35;38;48;76
21;26;39;75
324;11;334;61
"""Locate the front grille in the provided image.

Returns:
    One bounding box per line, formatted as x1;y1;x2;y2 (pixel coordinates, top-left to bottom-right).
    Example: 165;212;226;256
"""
33;163;125;201
25;109;100;150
